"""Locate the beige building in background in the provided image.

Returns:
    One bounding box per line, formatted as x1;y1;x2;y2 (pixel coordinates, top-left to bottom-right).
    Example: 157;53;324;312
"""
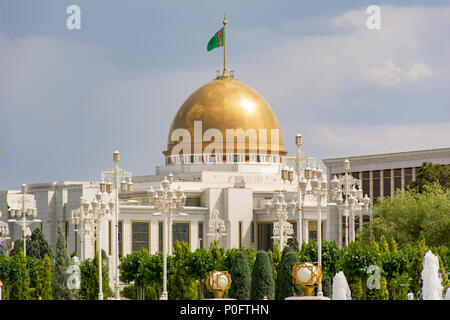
323;147;450;247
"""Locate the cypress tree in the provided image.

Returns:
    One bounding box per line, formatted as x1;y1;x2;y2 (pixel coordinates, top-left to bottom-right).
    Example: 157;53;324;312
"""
269;242;281;280
0;255;11;299
79;257;97;300
275;247;300;300
169;241;198;300
250;251;274;300
52;225;75;300
9;239;24;256
10;249;30;300
27;228;53;259
348;277;363;300
36;255;53;300
266;251;275;291
228;251;250;300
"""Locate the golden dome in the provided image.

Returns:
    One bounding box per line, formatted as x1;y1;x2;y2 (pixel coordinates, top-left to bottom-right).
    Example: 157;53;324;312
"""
164;75;287;159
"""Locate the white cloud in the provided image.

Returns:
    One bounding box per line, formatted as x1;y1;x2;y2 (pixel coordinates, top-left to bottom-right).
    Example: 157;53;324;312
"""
296;122;450;162
1;4;450;188
364;59;433;86
237;5;450;106
406;62;434;82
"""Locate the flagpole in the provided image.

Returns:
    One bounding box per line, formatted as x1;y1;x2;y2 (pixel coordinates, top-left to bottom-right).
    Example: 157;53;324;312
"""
223;13;228;76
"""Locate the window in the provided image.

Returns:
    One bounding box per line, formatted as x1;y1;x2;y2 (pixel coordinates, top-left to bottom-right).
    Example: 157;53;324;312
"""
185;196;201;207
362;171;370;198
118;220;123;258
383;169;391;197
363;215;371;230
372;170;381;204
158;221;164;252
74;227;78;254
65;221;69;243
288;221;297;241
238;221;243;249
404;168;413;186
394;168;402;191
250;221;255;244
415;167;421;178
341;215;347;246
132;221;150;253
173;222;190;248
198;221;204;249
257;223;273;251
354;215;360;235
308;220;324;241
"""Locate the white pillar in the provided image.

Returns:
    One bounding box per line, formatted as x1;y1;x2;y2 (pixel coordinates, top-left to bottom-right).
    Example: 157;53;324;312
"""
303;218;309;244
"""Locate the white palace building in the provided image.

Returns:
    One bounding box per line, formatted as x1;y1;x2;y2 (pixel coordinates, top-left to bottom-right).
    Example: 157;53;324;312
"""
1;69;450;267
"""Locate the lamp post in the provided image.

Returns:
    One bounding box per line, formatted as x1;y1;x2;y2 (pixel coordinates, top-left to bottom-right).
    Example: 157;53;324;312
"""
71;198;95;261
281;131;308;249
303;165;328;297
265;191;296;251
148;173;187;300
206;209;226;243
100;150;132;300
7;184;40;256
80;191;114;300
330;158;371;246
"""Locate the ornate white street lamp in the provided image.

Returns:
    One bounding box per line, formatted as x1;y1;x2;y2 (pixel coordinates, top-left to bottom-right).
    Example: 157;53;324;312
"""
100;150;132;300
206;209;226;243
80;191;114;300
7;184;40;256
303;165;329;297
330;158;371;246
265;191;296;250
71;198;94;261
281;131;308;249
148;173;186;300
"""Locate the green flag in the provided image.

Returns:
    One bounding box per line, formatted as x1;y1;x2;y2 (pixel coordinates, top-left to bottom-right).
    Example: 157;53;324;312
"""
207;27;224;52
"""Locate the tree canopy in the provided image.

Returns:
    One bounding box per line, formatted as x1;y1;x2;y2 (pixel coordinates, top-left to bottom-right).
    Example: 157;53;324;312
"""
367;183;450;248
407;162;450;192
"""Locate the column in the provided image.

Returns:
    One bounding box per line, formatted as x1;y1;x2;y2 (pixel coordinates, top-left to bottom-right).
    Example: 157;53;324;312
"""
303;218;309;244
338;211;343;248
401;167;405;190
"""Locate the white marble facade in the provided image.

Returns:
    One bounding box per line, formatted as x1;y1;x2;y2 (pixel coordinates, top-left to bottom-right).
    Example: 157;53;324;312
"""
1;147;449;264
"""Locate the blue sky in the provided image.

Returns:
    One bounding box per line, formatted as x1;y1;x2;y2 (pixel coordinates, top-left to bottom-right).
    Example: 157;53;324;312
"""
1;1;449;189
